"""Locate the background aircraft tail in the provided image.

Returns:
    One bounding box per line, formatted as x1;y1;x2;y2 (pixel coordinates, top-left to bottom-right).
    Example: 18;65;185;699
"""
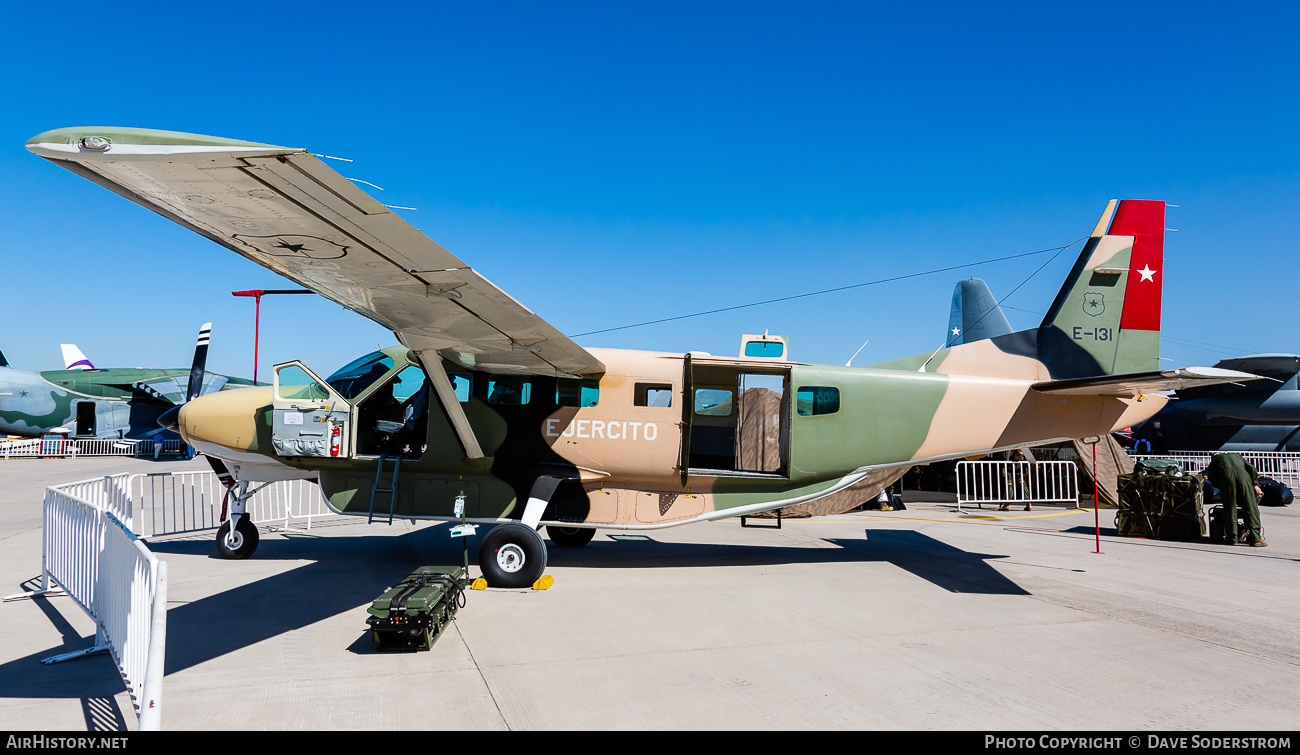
60;344;95;370
947;278;1013;346
0;348;7;368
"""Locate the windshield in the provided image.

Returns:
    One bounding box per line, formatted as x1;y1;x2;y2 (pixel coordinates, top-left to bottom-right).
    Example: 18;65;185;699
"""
326;351;396;400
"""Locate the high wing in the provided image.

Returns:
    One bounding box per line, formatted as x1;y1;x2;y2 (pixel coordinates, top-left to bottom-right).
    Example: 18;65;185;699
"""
27;127;604;379
1032;367;1263;398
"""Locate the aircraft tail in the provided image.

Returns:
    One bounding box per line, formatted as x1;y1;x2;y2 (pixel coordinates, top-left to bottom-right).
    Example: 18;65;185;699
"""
1035;199;1164;377
60;344;95;370
874;199;1165;380
947;278;1013;346
0;348;7;368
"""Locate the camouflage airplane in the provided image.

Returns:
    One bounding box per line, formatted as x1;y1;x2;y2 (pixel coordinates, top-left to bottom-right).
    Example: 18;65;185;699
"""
27;127;1261;587
0;324;255;440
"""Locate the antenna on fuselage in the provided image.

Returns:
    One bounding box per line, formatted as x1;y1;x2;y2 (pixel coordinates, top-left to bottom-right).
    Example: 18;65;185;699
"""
845;340;869;367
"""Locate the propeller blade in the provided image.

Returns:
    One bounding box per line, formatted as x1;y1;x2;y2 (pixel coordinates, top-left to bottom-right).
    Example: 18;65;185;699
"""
156;404;181;431
204;453;235;489
186;322;212;404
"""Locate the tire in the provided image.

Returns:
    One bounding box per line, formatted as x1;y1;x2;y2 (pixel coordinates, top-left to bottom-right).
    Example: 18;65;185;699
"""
546;525;595;548
215;516;260;559
478;523;547;588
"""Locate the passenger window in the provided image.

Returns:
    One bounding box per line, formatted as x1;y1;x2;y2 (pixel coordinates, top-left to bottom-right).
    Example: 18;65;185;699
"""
557;378;600;407
448;372;472;403
796;386;840;416
635;383;673;407
488;375;532;405
694;388;734;416
276;365;330;401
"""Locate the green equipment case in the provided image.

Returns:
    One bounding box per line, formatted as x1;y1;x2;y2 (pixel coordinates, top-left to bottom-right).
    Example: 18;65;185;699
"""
1116;471;1206;541
366;566;467;651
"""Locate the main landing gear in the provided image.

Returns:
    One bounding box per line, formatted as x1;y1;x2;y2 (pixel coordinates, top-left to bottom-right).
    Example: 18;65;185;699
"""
477;523;548;588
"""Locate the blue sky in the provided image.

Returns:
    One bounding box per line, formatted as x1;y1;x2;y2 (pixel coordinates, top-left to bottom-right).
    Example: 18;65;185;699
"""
1;2;1296;379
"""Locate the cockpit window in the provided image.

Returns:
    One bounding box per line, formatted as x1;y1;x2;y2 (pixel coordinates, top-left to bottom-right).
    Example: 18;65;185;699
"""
326;351;396;400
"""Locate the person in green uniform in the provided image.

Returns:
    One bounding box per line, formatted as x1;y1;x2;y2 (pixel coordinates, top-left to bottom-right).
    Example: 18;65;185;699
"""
1206;452;1267;547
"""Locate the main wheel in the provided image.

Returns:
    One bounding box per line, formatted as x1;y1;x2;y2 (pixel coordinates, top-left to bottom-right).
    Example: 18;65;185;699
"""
546;525;595;548
215;516;260;559
478;523;547;588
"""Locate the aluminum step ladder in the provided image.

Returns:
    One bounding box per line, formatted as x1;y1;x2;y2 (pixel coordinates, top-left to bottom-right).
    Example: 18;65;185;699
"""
368;455;402;525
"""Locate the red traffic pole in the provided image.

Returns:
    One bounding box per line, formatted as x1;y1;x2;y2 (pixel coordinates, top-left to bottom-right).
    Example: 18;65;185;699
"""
1093;439;1104;555
232;289;314;385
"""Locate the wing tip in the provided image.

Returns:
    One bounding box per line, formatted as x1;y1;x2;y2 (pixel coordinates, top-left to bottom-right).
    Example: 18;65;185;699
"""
27;127;299;158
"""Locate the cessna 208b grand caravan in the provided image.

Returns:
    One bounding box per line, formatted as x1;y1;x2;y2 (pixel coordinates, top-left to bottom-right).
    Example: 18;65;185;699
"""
27;127;1258;587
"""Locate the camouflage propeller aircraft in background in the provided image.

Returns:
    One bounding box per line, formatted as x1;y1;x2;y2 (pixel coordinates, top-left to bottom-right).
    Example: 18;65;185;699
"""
0;323;255;440
26;127;1261;587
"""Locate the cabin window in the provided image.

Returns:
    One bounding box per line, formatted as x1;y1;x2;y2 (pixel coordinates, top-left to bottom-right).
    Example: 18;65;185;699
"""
796;386;840;416
488;375;532;405
744;341;784;358
694;388;734;416
448;372;472;403
556;378;600;407
277;365;330;401
389;366;427;401
635;383;673;407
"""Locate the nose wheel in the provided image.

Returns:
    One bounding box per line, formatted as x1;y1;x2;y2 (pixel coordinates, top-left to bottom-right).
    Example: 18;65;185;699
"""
215;515;260;559
477;523;547;588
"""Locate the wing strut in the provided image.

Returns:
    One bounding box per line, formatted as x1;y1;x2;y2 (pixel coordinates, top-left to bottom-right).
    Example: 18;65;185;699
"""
418;354;485;460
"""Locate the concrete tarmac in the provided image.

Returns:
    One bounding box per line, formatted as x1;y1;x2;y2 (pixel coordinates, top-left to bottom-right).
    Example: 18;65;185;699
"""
1;457;1298;730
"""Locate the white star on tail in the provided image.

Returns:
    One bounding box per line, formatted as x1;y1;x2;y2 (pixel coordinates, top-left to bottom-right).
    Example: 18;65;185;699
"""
1138;265;1157;282
951;327;961;336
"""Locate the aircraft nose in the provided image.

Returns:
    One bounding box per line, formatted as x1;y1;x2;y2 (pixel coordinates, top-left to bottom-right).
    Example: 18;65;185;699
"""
177;386;274;450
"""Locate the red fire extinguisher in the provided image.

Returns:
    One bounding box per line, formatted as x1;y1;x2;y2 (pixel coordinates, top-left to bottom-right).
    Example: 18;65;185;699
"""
330;423;342;457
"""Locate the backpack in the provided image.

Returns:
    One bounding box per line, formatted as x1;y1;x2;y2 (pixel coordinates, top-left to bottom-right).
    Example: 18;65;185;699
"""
1135;458;1185;477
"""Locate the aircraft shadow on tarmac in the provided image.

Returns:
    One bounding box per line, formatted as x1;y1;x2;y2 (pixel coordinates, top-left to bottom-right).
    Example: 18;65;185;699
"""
1061;525;1120;537
0;525;1025;706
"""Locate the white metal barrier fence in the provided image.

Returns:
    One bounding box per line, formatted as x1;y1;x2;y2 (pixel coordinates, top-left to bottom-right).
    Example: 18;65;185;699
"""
1;437;188;459
955;460;1081;511
1130;451;1300;489
129;472;334;538
3;480;167;730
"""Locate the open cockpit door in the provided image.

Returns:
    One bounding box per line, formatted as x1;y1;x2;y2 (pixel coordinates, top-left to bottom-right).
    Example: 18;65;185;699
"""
271;361;352;458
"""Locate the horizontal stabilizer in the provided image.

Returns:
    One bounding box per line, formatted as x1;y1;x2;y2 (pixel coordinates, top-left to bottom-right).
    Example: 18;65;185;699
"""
1212;354;1300;380
1032;367;1262;398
